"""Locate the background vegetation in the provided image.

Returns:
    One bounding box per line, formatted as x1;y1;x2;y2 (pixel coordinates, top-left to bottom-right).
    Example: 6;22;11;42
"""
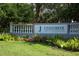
0;3;79;32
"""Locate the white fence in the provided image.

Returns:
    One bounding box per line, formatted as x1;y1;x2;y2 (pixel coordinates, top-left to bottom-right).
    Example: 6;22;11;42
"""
10;22;33;34
69;23;79;34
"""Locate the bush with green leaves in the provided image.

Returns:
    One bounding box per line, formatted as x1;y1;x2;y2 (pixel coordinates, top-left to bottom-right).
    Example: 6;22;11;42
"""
64;37;79;50
47;35;79;51
0;33;18;41
54;39;66;48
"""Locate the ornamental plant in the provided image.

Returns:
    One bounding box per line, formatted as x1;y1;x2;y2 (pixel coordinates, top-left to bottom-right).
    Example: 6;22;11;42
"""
0;33;16;41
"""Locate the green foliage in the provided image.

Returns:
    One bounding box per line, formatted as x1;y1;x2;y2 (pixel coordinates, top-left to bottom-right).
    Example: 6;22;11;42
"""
48;36;79;51
0;33;18;41
65;37;79;50
33;3;69;23
0;3;34;32
54;39;65;48
34;3;79;23
59;4;79;22
48;35;65;48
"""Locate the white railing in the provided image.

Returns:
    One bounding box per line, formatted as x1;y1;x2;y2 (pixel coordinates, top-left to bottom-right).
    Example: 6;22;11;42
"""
10;22;33;34
69;23;79;34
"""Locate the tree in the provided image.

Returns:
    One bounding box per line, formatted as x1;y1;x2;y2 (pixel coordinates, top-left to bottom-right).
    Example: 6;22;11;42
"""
33;3;69;23
34;3;79;23
0;3;34;32
60;3;79;22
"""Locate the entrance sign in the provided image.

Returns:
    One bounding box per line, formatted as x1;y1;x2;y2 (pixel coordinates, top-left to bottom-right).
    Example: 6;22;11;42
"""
10;23;79;38
34;24;68;34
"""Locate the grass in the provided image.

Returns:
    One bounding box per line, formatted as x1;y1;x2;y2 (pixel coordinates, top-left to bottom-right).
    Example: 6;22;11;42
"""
0;41;79;56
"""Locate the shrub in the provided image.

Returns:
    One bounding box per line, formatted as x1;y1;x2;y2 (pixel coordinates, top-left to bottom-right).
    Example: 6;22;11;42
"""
0;33;17;41
47;35;79;51
65;37;79;50
32;35;41;42
46;35;65;48
54;39;66;48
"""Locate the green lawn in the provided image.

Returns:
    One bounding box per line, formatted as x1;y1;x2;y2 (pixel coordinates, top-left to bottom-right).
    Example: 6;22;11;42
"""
0;41;79;56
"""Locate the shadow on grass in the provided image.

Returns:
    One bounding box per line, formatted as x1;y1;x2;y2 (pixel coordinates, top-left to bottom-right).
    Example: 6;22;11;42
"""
23;41;79;52
15;40;79;52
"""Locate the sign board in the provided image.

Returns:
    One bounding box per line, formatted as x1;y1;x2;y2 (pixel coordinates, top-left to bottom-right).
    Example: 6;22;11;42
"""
34;24;68;34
